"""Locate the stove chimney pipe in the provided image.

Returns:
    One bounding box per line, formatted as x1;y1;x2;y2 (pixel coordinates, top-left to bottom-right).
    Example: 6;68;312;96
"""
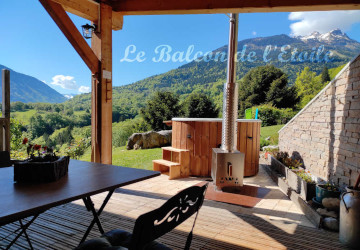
221;13;239;153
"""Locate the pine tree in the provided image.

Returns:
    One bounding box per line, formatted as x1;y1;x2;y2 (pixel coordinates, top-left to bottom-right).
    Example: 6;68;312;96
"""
321;66;331;83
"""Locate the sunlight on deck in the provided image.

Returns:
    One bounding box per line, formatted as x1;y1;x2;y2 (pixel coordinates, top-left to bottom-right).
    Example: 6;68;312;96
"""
0;163;342;249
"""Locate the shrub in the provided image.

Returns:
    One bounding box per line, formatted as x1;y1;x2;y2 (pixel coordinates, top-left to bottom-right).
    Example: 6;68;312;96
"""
141;91;183;131
183;93;219;118
112;118;151;147
260;138;270;149
251;104;296;126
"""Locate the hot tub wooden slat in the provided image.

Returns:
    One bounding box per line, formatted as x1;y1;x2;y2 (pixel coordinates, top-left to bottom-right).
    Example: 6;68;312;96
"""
162;119;261;178
209;122;218;176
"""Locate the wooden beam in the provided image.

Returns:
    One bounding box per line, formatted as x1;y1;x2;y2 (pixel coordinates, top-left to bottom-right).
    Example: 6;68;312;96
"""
39;0;99;73
91;2;113;164
108;0;360;14
1;69;10;152
51;0;123;30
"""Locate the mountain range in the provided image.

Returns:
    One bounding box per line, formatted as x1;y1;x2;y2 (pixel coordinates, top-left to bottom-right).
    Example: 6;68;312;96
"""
67;29;360;116
0;64;66;103
1;29;359;105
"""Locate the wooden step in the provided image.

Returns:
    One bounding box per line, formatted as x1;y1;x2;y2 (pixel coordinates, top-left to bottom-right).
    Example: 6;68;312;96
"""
152;159;180;167
152;160;181;180
162;147;189;152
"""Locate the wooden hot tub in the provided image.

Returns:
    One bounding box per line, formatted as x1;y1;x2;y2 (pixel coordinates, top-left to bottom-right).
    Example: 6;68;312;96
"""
153;118;261;179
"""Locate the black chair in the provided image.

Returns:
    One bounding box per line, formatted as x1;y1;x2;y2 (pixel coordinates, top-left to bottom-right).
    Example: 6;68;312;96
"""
76;183;208;250
0;151;11;167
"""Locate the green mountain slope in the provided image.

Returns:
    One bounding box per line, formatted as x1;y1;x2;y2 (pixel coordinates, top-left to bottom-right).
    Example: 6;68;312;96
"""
66;30;360;116
0;64;66;103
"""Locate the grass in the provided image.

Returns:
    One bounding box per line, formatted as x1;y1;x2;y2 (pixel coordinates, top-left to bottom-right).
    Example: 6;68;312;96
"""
11;109;39;125
79;146;162;170
260;124;284;145
78;125;284;170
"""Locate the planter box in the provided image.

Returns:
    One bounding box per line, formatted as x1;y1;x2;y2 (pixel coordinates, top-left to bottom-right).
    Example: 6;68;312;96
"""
300;181;316;201
287;169;301;193
14;156;70;183
270;155;287;177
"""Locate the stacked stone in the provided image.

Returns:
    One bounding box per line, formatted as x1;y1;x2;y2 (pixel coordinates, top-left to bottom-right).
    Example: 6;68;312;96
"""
279;54;360;187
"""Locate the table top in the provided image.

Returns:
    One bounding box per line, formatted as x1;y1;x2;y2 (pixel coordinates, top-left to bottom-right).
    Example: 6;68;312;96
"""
0;160;160;226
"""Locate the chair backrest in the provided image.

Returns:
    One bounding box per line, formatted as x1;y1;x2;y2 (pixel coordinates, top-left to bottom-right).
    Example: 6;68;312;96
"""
130;183;208;249
0;151;11;167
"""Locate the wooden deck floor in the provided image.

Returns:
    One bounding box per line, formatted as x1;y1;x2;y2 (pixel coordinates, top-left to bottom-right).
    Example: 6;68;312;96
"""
0;165;345;250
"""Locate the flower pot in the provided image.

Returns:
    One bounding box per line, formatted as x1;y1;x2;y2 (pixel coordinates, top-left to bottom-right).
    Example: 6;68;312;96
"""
14;156;70;183
316;184;341;203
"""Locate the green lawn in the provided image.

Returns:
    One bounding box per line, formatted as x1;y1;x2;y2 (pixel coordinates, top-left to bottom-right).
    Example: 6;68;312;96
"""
80;146;162;170
260;124;284;145
11;109;39;125
78;125;283;170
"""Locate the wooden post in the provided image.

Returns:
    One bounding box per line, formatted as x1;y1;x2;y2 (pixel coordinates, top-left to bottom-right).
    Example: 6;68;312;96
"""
1;69;10;152
91;2;113;164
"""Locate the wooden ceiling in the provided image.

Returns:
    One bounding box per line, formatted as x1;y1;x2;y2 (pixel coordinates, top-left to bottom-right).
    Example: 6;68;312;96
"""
50;0;360;30
107;0;360;15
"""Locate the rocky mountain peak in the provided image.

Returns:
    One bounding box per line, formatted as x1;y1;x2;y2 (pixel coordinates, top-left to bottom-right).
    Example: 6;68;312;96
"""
297;29;352;44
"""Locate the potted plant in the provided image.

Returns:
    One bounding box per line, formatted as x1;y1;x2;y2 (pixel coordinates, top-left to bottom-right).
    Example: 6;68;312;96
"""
296;170;316;201
316;182;341;203
13;138;70;183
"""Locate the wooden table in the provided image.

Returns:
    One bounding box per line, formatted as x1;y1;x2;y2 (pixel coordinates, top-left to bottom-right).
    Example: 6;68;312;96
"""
0;160;160;249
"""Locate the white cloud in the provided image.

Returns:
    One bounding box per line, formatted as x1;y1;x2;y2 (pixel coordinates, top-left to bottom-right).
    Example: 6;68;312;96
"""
50;75;78;90
252;31;257;36
78;86;91;93
288;11;360;36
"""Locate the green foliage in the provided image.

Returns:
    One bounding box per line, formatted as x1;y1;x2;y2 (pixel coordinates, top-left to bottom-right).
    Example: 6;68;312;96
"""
296;170;315;184
239;65;298;116
321;66;331;83
141;91;183;131
113;105;135;123
329;64;346;79
260;138;270;149
112;117;151;147
183;93;219;118
49;127;74;147
10;102;30;112
64;137;91;159
295;67;325;108
252;104;296;126
28;114;48;138
10;118;24;150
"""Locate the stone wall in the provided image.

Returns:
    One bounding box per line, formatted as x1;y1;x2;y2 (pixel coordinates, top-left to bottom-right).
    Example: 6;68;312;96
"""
279;54;360;187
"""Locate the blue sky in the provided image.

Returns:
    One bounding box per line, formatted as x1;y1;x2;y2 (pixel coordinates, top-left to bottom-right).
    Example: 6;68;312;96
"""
1;1;360;95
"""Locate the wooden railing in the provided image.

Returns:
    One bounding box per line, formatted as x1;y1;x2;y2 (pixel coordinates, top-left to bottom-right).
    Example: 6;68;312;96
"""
1;69;10;152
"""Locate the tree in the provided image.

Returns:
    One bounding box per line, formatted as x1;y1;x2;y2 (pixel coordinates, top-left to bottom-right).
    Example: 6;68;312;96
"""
183;93;219;118
10;118;24;150
238;65;298;116
29;114;49;138
266;75;299;109
321;66;331;83
141;91;182;131
295;67;324;108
